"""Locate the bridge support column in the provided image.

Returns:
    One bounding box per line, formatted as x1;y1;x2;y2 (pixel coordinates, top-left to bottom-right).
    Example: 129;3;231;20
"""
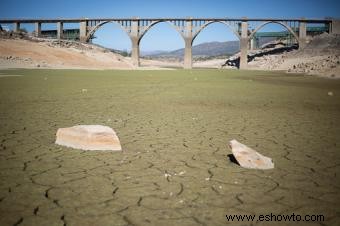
331;19;340;34
184;38;193;69
80;21;87;42
184;20;193;69
131;37;140;67
13;22;20;32
299;21;307;49
34;22;41;37
239;21;248;70
57;22;63;39
130;20;140;67
250;38;255;50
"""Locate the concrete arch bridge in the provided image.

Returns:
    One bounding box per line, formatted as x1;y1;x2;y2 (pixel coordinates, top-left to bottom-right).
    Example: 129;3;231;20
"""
1;17;339;69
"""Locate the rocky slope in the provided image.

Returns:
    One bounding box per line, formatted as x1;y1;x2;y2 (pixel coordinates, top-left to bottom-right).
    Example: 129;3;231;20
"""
224;33;340;78
283;33;340;77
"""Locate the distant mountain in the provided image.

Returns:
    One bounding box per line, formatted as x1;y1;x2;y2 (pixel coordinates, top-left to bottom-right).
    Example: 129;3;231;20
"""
140;50;169;56
144;41;240;59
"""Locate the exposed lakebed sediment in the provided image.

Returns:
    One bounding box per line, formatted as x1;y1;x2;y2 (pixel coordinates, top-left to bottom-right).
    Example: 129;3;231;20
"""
0;69;339;225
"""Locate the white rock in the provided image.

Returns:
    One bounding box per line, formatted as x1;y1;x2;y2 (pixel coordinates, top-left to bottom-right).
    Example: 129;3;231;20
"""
178;171;185;176
55;125;121;151
229;139;274;169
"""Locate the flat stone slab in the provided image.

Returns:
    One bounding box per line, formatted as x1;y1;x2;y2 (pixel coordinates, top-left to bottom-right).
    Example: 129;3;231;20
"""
229;139;274;169
56;125;121;151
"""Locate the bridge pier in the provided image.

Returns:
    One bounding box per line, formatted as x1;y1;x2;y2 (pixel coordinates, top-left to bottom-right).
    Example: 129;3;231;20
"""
130;20;140;67
34;22;41;37
299;21;307;49
239;21;248;70
184;38;193;69
79;21;87;42
131;37;140;67
57;22;63;39
183;20;193;69
250;37;255;50
331;19;340;34
13;22;20;32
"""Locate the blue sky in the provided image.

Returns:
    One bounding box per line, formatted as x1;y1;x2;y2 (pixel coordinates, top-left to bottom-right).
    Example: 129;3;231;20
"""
1;0;340;52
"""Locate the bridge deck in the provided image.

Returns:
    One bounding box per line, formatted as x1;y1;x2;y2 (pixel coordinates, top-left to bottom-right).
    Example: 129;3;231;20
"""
0;18;333;24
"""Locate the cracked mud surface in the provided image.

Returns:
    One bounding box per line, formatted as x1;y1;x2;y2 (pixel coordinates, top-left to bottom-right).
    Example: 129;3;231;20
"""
0;69;339;226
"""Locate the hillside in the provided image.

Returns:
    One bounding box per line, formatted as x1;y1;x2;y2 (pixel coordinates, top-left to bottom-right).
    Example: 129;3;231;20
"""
144;41;240;59
0;31;134;70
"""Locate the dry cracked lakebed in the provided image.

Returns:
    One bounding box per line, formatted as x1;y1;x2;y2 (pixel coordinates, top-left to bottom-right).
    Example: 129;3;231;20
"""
0;69;339;226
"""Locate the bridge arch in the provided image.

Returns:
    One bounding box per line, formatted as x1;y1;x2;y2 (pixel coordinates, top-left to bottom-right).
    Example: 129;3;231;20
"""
249;21;299;44
138;20;185;67
138;20;185;43
85;21;131;42
192;21;241;44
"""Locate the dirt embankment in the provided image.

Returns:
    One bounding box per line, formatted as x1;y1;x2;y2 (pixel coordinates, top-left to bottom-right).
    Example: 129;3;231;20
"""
0;31;134;70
